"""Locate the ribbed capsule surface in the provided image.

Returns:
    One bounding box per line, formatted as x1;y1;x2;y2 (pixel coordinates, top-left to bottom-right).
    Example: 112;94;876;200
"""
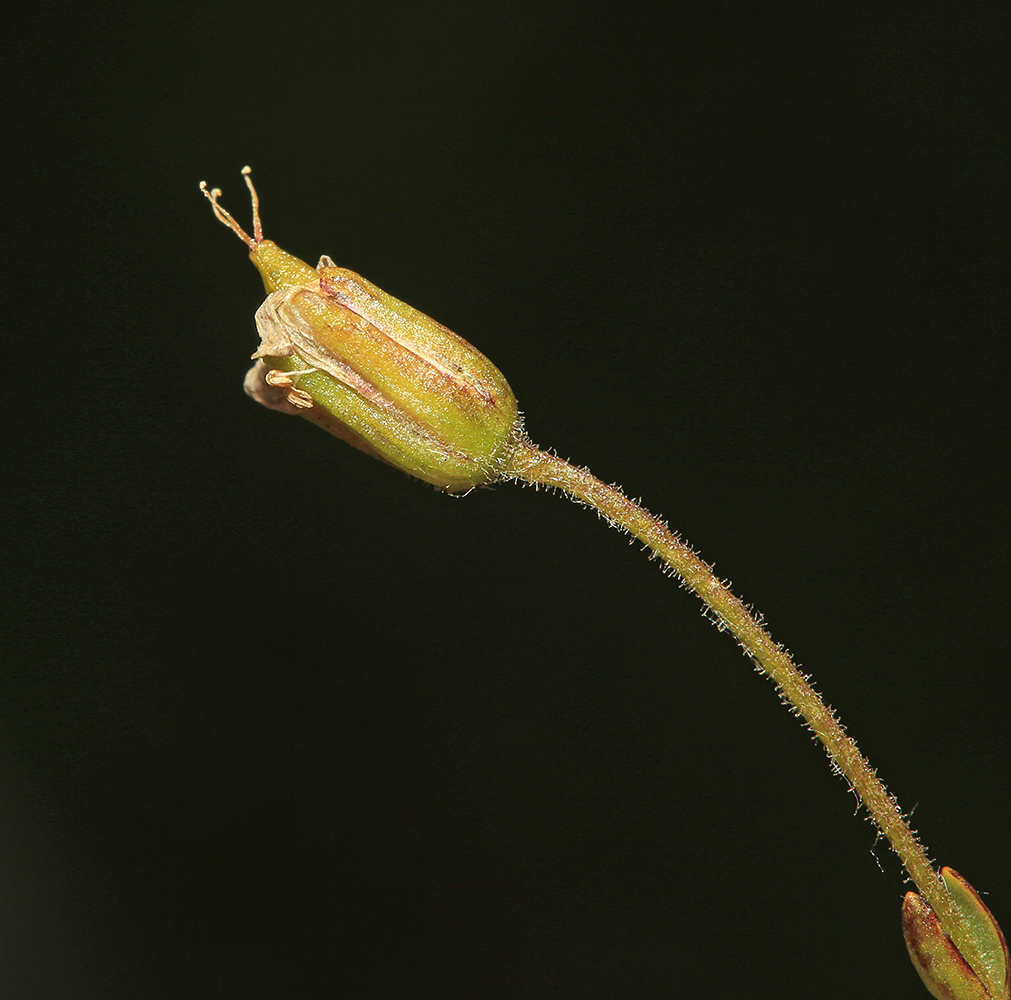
247;258;521;492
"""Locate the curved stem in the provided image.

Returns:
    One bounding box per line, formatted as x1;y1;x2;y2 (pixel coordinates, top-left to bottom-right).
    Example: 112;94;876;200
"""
503;437;953;930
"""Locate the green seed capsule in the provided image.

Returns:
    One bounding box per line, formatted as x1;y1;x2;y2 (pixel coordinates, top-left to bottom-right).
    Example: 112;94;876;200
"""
902;868;1010;1000
201;168;522;492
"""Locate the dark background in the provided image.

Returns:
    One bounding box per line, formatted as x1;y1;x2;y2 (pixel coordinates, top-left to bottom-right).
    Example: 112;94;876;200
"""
2;2;1008;997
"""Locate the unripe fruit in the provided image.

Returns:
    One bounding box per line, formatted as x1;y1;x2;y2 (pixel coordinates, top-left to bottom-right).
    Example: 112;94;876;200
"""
201;168;522;492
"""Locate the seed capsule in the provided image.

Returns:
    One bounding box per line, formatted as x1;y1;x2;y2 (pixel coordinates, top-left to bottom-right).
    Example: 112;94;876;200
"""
201;168;522;492
903;868;1010;1000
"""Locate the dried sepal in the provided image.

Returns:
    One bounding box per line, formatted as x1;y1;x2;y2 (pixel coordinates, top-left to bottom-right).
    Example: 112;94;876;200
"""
903;868;1009;1000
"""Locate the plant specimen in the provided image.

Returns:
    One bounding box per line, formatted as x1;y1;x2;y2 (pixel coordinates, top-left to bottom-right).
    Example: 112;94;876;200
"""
201;168;1008;1000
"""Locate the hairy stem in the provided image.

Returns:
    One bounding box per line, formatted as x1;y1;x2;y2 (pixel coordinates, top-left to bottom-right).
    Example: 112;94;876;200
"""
503;437;953;930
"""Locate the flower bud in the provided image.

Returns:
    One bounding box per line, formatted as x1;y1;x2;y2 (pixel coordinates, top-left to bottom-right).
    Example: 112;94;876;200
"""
903;868;1009;1000
201;168;522;492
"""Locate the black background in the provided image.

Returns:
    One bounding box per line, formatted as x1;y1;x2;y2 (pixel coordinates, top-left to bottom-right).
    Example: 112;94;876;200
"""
2;2;1008;997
